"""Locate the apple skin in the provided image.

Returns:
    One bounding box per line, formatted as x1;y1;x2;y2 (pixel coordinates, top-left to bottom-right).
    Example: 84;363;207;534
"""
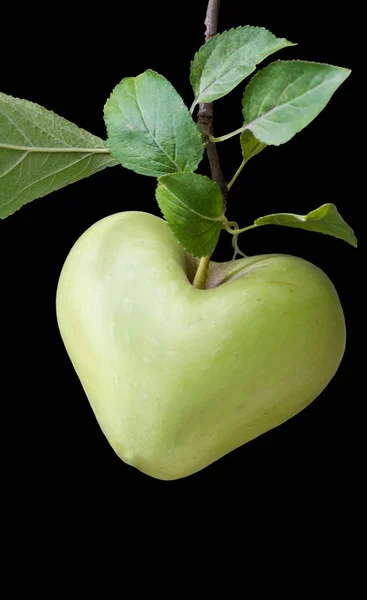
56;211;345;480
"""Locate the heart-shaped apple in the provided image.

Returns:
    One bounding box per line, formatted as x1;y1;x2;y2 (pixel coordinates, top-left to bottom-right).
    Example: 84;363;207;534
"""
56;211;345;480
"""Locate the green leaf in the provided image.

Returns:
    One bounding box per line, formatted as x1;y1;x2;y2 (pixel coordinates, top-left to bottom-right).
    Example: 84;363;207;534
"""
190;26;295;106
240;130;266;163
255;203;357;247
104;70;203;178
0;92;116;219
156;173;225;257
242;60;351;145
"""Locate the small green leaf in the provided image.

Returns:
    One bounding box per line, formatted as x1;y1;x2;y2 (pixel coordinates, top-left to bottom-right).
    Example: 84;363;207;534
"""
104;70;203;178
156;173;225;257
240;130;266;162
0;92;116;219
255;203;357;247
190;26;295;106
242;60;351;145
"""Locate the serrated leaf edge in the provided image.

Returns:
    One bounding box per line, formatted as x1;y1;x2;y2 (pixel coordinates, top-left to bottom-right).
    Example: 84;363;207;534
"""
242;60;351;146
104;69;203;176
254;202;357;247
0;91;110;150
190;26;296;104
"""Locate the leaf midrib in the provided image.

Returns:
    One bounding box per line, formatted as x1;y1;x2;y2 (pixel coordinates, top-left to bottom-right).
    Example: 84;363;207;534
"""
0;143;110;153
246;74;343;130
159;182;224;222
131;80;183;173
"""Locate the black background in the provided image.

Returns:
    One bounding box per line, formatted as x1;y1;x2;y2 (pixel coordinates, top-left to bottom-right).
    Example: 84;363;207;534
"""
0;1;363;516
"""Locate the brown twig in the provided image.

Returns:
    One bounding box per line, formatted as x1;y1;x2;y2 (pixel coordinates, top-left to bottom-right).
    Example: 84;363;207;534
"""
204;0;221;38
192;0;227;290
196;0;228;208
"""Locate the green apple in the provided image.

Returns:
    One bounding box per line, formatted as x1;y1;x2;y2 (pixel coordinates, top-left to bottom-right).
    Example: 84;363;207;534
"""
56;211;345;480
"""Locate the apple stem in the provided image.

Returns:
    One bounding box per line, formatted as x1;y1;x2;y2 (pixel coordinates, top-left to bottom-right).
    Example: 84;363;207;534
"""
192;255;211;289
193;0;226;290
